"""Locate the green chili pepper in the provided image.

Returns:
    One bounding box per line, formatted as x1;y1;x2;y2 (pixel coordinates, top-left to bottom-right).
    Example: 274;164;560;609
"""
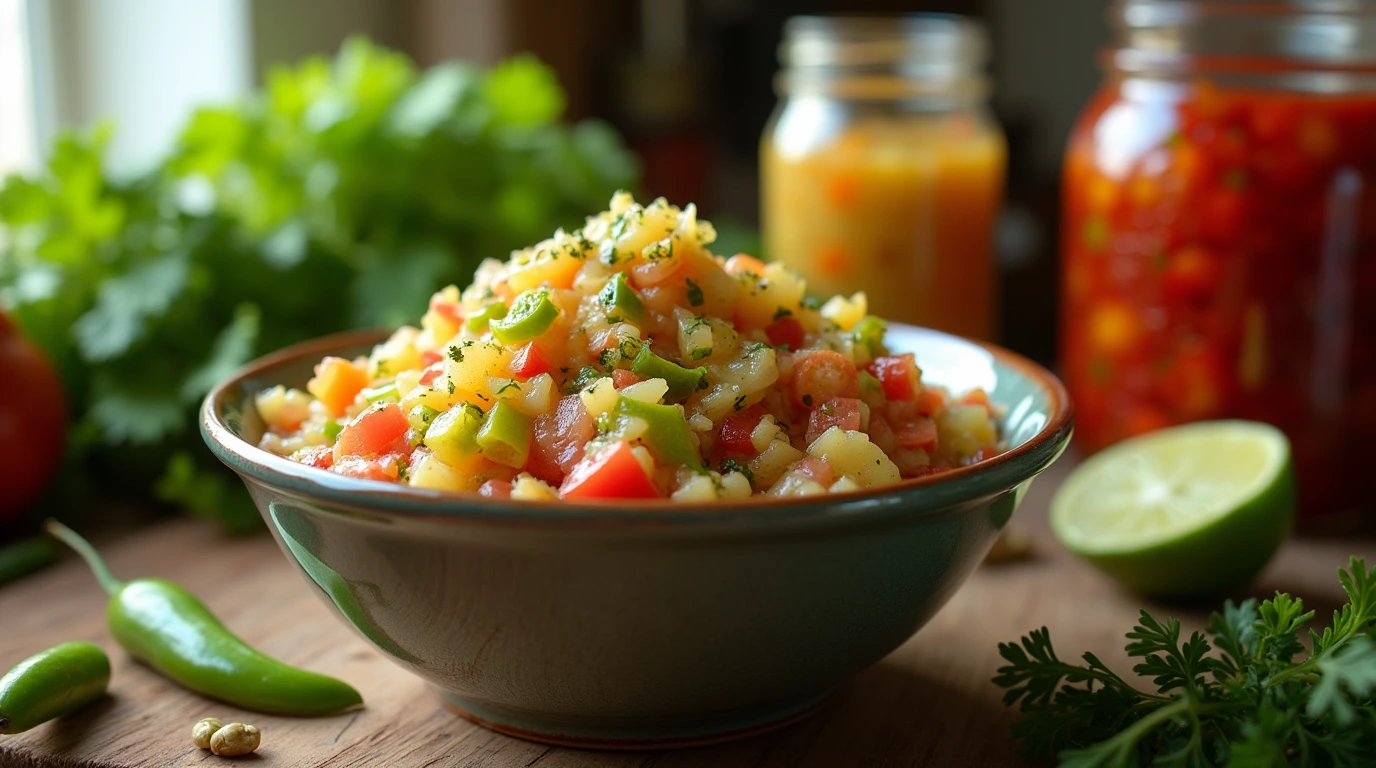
407;404;440;433
322;419;345;443
424;402;485;460
630;345;707;401
0;538;58;588
465;301;508;333
850;316;888;357
0;641;110;734
614;397;702;469
361;382;399;404
598;273;644;324
476;402;531;468
490;289;559;344
45;521;362;716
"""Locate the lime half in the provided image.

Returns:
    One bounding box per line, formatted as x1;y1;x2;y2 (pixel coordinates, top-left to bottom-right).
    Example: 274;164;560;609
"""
1052;420;1295;598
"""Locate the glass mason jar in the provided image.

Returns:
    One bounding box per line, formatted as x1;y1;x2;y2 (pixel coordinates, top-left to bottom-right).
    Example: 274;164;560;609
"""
762;15;1006;340
1062;1;1376;522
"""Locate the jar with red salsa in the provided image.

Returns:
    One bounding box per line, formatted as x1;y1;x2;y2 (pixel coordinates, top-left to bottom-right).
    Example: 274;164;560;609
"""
1063;1;1376;523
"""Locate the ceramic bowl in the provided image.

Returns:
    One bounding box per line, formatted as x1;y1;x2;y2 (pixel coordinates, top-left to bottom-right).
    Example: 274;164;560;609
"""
201;323;1072;749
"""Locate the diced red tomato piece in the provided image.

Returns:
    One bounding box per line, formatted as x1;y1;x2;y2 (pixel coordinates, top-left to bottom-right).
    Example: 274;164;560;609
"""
612;368;646;390
429;295;463;325
478;479;514;499
511;342;553;380
530;395;595;484
892;417;938;451
333;453;405;481
560;442;660;500
866;354;920;402
791;350;859;409
805;397;862;445
718;404;767;455
915;386;946;416
958;388;993;415
297;446;334;470
418;362;446;387
791;456;835;486
333;404;411;461
765;315;805;350
420;349;443;367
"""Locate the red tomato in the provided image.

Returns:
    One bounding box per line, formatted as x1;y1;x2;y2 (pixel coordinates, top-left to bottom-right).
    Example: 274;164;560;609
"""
791;456;835;486
612;368;646;390
333;404;411;461
560;442;659;500
765;315;805;350
428;294;464;325
892;417;938;451
915;387;946;416
478;479;513;499
419;350;443;367
297;446;334;470
511;343;553;379
333;453;405;481
530;395;595;483
791;350;859;409
718;404;767;455
866;354;920;402
418;362;445;387
805;397;862;445
0;312;65;519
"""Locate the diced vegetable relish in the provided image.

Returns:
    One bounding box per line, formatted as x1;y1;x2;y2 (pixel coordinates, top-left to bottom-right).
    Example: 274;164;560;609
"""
257;194;1004;501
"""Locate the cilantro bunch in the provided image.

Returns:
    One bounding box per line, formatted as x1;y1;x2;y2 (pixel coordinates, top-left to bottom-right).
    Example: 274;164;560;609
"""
0;38;637;532
995;557;1376;766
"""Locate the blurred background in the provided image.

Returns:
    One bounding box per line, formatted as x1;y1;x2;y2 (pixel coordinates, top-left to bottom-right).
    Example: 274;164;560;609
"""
0;0;1108;364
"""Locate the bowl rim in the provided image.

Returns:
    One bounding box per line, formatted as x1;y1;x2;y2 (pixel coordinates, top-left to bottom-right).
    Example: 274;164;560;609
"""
201;324;1074;525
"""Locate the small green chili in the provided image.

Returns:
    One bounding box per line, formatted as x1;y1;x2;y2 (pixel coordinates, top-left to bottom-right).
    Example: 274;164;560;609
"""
490;289;559;344
629;345;707;401
45;521;362;716
0;641;110;734
614;397;702;469
465;301;508;333
476;402;532;468
598;272;645;324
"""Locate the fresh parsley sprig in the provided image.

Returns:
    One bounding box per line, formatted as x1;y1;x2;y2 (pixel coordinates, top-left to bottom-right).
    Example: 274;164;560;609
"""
994;557;1376;767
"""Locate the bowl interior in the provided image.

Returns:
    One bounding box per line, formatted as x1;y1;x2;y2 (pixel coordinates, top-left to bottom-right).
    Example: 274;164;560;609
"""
203;323;1072;521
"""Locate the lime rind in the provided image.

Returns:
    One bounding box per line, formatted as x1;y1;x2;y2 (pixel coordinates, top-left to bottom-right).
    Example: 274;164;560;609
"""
1052;420;1292;555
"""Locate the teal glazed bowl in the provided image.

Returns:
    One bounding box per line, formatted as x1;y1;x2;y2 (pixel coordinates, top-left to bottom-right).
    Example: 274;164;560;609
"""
201;323;1072;749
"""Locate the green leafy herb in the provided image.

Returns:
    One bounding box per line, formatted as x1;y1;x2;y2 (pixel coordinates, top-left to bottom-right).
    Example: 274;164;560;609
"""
995;557;1376;766
0;38;637;532
685;278;703;307
720;459;753;484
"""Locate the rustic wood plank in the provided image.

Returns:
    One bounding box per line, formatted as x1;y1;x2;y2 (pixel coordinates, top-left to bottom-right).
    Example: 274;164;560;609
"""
1;459;1371;767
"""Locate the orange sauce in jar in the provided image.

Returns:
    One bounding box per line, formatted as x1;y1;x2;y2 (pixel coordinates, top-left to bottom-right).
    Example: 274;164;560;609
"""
763;114;1005;339
761;15;1006;340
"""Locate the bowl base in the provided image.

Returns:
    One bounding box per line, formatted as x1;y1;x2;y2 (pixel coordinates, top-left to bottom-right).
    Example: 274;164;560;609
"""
439;690;830;750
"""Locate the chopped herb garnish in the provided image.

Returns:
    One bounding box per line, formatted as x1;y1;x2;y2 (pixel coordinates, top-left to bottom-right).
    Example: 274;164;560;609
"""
732;395;747;411
447;346;464;363
685;278;704;307
496;381;522;395
720;459;754;483
800;296;823;311
772;306;792;321
691;348;713;361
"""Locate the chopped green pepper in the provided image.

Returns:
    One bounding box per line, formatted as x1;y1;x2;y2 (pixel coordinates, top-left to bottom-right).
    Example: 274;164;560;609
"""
407;405;440;433
598;273;644;324
476;402;532;468
614;397;702;469
491;290;559;344
322;419;344;443
423;403;485;465
465;301;508;333
362;382;399;404
630;345;706;401
850;316;888;356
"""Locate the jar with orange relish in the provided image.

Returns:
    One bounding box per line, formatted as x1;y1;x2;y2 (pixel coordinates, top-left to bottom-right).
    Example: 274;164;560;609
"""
1063;1;1376;523
762;15;1006;340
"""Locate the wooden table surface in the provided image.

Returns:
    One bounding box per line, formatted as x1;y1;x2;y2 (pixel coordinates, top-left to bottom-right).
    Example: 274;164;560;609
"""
1;459;1371;768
